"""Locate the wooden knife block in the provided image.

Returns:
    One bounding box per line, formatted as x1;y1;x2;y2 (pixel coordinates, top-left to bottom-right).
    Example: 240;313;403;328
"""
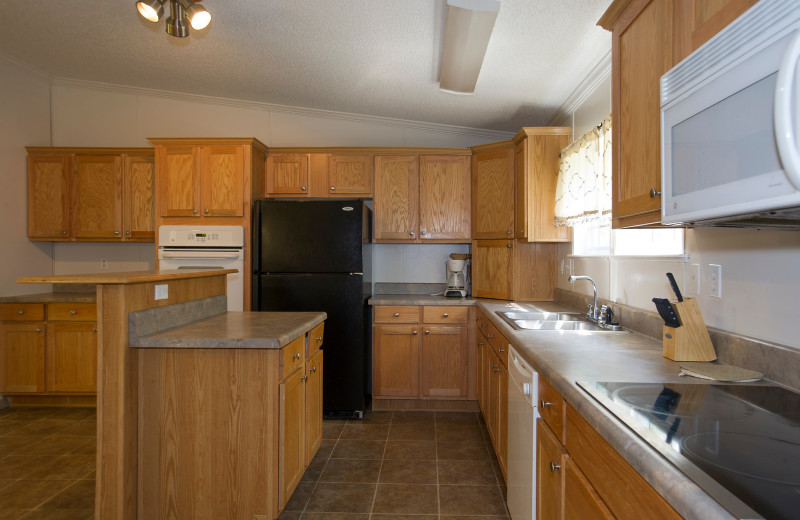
662;298;717;362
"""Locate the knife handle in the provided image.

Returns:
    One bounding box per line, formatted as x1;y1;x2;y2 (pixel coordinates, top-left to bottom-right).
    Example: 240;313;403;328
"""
666;272;683;302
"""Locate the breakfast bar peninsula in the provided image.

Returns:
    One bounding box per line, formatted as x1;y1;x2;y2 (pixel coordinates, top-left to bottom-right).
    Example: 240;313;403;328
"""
17;269;326;520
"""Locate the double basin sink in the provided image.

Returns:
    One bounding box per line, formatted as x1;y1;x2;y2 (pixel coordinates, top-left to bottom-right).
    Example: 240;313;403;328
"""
496;311;626;333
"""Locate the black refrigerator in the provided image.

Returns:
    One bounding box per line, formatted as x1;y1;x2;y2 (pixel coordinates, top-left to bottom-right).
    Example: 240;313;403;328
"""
252;199;372;418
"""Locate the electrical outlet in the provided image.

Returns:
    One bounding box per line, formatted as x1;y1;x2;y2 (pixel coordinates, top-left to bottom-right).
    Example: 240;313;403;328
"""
709;264;722;298
100;258;109;270
688;263;700;295
154;284;169;301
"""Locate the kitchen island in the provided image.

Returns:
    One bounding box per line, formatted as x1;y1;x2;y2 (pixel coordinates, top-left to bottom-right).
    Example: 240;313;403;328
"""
17;270;326;520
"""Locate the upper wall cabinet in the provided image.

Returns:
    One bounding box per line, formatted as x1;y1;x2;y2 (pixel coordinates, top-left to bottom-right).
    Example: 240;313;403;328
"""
471;145;515;239
373;154;471;243
266;152;373;198
266;154;310;196
328;154;373;196
672;0;757;63
512;128;572;242
26;148;154;242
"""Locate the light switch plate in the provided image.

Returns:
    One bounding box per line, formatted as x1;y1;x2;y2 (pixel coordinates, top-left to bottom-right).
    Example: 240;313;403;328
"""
688;263;700;295
708;264;722;298
154;284;169;301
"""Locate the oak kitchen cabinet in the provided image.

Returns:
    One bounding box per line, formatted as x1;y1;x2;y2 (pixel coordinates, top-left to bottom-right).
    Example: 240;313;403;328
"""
266;151;374;198
26;148;154;241
472;144;515;240
0;302;97;395
599;0;753;228
476;309;508;481
373;154;471;243
373;305;472;404
150;138;268;311
536;374;681;520
472;239;559;301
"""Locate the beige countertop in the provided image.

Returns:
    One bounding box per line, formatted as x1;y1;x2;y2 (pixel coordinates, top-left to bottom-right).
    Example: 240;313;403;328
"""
477;299;748;520
0;292;96;303
17;268;237;285
369;294;477;306
132;311;327;349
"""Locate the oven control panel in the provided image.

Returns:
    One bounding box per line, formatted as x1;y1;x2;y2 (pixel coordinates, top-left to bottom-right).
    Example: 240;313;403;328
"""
158;225;244;248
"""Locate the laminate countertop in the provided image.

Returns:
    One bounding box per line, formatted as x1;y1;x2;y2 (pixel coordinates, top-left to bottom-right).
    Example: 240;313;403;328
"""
0;292;96;303
477;299;751;520
131;311;327;349
368;294;477;306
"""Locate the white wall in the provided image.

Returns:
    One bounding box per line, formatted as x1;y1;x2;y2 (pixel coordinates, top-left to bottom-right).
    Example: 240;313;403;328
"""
555;74;800;349
46;81;512;284
0;56;55;296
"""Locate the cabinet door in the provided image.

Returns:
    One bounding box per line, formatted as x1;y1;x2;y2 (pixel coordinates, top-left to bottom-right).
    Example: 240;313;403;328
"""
373;325;420;397
328;155;373;196
537;419;566;520
27;155;70;239
419;155;471;241
564;458;614;520
46;322;97;393
0;323;45;393
496;359;508;481
267;154;310;196
123;155;155;241
476;336;489;419
611;0;673;228
158;146;199;217
673;0;756;62
373;155;419;241
420;325;467;398
305;350;323;466
473;148;514;239
279;367;306;508
200;146;244;217
472;240;513;300
71;155;123;239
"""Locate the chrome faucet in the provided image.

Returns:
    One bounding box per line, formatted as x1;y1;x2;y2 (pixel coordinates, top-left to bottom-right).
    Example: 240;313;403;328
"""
568;275;599;322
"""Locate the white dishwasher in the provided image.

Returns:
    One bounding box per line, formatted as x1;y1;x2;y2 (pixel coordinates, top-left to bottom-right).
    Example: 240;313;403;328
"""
507;345;539;520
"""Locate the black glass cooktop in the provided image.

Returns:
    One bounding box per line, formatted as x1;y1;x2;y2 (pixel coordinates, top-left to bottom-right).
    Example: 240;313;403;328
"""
578;382;800;520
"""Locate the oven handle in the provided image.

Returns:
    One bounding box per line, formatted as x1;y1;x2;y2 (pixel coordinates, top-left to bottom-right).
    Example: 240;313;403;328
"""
775;26;800;190
160;251;242;259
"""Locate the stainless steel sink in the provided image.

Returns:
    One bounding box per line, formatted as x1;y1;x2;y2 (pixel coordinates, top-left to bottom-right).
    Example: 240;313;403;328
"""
495;310;626;332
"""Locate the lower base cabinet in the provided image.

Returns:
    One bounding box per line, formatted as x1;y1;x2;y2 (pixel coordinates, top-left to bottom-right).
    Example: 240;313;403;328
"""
536;374;682;520
476;309;508;481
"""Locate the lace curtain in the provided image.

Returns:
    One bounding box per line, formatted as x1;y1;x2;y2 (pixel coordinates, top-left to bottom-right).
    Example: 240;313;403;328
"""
553;114;612;227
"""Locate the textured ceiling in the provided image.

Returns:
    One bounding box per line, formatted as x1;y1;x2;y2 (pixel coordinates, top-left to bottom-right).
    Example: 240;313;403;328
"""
0;0;612;132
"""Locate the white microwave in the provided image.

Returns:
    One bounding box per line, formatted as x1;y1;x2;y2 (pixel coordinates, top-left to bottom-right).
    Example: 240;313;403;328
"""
660;0;800;228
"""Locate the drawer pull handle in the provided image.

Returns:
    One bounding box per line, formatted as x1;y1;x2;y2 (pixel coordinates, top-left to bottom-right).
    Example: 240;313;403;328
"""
70;310;77;315
442;313;449;318
330;186;336;191
424;330;430;335
541;399;551;408
498;348;505;353
36;328;42;333
293;353;301;360
17;310;23;315
114;231;120;236
550;461;561;472
393;313;400;317
125;231;131;236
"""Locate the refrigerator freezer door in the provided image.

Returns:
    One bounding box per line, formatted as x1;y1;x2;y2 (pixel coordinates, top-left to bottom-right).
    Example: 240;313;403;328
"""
255;200;365;273
255;273;368;415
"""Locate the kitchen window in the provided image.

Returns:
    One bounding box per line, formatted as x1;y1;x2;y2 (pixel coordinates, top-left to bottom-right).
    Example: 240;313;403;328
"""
572;222;684;256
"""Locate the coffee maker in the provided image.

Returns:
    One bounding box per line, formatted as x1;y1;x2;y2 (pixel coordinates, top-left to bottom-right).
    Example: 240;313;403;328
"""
445;259;469;297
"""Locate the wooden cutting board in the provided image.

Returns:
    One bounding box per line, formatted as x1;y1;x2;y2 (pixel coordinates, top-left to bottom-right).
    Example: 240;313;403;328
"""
679;361;763;382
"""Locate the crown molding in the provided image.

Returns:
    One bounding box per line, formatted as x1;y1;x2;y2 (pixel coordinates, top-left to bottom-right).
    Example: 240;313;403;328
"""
0;52;52;82
50;77;515;141
547;50;612;128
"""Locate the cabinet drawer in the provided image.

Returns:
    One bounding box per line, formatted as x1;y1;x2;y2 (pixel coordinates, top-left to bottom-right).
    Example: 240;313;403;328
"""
422;306;467;324
485;321;508;366
48;303;97;322
308;322;324;356
374;305;420;324
539;376;566;443
0;303;45;322
476;310;490;338
281;336;305;378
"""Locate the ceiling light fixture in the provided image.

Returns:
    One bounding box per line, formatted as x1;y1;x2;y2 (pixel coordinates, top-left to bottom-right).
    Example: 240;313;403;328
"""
136;0;211;38
439;0;500;95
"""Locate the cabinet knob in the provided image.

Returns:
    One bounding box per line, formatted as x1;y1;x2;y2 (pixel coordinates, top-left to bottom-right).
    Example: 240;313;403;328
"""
410;232;415;237
69;310;77;315
550;461;561;472
125;231;131;236
498;348;505;353
192;209;198;215
492;364;500;373
507;230;512;235
412;330;418;335
421;228;427;235
114;231;120;236
301;186;307;191
442;313;449;318
519;229;524;234
650;188;661;198
487;334;494;339
477;340;483;346
17;310;23;315
393;312;400;317
36;328;42;333
204;209;209;214
61;230;67;235
507;243;512;248
301;375;308;381
316;336;322;342
93;328;98;333
424;330;430;335
293;353;301;360
540;399;551;408
310;366;317;373
330;186;336;191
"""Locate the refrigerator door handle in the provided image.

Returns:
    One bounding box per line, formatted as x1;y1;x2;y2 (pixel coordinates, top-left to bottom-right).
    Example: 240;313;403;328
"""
349;272;364;276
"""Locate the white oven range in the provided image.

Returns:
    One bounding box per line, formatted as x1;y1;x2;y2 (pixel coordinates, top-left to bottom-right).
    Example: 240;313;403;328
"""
157;225;245;311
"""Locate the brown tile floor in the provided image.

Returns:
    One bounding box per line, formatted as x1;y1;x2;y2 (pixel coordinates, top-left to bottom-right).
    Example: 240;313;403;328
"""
0;406;96;520
280;410;510;520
